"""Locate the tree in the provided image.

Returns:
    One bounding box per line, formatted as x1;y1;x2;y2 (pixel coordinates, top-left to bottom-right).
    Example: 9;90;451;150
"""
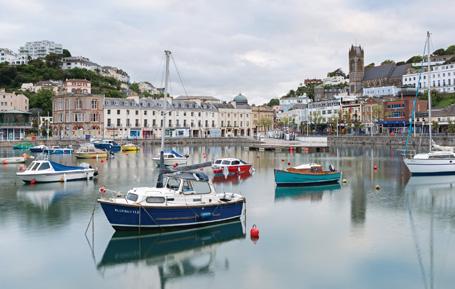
267;98;279;106
433;48;446;56
62;49;71;57
327;68;346;78
448;120;455;134
406;55;423;64
381;59;395;65
130;82;140;94
29;89;53;115
258;117;272;131
446;45;455;55
432;120;440;133
44;53;62;69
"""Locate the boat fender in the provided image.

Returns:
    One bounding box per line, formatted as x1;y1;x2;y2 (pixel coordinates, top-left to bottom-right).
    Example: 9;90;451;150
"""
329;164;335;172
2;160;8;165
99;186;107;194
250;224;260;240
287;162;291;166
18;164;26;171
342;178;347;184
375;185;381;190
30;178;37;185
374;164;378;170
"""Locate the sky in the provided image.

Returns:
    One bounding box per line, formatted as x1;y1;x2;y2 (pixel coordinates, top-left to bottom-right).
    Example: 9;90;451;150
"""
0;0;454;104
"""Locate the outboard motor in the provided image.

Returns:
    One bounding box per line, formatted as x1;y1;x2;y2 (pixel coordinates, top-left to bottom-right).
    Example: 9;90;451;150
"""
329;164;336;172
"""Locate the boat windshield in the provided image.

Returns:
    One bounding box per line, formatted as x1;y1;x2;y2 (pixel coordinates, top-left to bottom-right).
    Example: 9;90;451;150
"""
166;177;181;190
231;160;240;165
38;162;51;170
182;180;211;194
214;160;222;165
28;162;41;171
222;160;231;165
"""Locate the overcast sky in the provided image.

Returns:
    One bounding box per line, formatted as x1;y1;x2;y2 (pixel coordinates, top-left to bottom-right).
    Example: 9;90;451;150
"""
1;0;454;104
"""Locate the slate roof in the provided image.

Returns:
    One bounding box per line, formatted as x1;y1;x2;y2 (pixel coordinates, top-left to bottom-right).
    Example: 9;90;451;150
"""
363;64;411;81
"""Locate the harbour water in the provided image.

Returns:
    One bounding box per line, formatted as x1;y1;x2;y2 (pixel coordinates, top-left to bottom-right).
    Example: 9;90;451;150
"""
1;145;455;289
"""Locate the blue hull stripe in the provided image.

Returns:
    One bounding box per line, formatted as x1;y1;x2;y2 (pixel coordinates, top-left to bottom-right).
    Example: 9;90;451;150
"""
99;201;244;229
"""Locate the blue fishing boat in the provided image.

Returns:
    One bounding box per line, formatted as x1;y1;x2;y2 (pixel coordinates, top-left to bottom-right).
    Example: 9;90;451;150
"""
92;139;121;153
274;163;341;186
30;145;47;153
98;171;246;230
43;146;73;155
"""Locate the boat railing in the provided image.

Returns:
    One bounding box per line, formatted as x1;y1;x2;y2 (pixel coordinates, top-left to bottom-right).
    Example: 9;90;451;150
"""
401;149;416;159
98;186;124;200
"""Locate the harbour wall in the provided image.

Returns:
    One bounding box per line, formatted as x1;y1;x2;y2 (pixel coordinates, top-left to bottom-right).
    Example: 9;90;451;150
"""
328;135;455;148
0;137;260;148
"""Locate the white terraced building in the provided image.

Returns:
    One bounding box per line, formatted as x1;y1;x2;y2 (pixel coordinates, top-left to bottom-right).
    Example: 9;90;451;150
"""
62;56;100;71
402;63;455;93
103;97;219;139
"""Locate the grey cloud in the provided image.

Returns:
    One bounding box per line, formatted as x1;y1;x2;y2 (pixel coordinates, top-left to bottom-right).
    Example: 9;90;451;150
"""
0;0;454;104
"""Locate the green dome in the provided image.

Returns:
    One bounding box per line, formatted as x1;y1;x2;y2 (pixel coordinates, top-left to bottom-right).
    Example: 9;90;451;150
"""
234;93;248;104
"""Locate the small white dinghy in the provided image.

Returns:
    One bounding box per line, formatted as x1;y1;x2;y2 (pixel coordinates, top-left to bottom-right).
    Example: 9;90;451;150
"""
0;153;34;164
17;160;96;183
1;156;26;164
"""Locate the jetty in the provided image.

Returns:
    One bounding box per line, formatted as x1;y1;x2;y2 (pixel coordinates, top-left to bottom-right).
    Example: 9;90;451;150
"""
247;137;328;152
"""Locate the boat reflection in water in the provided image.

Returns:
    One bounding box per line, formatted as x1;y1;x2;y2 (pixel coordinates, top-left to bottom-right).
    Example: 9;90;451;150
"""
405;175;455;289
274;183;341;201
16;181;95;210
97;220;245;288
211;172;253;184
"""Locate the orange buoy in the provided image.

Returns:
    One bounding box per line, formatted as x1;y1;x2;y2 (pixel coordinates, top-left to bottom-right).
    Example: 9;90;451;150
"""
100;159;105;163
250;224;259;240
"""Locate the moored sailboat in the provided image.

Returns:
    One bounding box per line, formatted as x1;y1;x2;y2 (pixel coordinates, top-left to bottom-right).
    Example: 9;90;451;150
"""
403;32;455;176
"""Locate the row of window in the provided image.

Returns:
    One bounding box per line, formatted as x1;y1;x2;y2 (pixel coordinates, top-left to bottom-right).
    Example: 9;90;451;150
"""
106;109;215;117
106;119;220;128
54;99;99;110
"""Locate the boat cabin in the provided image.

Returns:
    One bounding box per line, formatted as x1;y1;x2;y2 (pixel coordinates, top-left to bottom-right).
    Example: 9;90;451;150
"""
213;158;248;166
125;172;214;204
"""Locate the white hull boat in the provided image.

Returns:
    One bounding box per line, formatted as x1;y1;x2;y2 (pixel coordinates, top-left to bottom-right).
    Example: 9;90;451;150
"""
404;151;455;176
17;160;96;183
152;150;188;167
1;156;26;164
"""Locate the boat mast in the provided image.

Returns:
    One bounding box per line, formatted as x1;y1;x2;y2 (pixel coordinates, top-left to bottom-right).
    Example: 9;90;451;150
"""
161;50;171;151
427;31;432;152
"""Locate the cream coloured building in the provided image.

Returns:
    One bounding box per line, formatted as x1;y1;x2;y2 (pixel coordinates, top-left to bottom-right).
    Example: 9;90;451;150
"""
103;97;219;139
0;89;29;112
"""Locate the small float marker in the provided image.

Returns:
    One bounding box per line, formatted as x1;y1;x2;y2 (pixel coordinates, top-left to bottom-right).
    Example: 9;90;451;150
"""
250;224;260;243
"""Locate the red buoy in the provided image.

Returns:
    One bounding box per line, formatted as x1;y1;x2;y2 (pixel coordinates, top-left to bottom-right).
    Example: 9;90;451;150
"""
374;164;378;170
281;159;285;162
2;160;7;165
30;179;37;185
99;186;107;194
287;162;291;166
250;224;259;240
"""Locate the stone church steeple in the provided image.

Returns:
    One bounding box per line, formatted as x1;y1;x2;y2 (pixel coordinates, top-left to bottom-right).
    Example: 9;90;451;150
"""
349;45;364;94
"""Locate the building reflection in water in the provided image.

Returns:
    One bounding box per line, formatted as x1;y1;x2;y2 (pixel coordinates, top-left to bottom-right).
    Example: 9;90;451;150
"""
97;220;245;289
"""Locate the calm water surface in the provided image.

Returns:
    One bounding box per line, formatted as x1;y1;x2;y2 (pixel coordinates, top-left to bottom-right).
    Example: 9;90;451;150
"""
1;145;455;289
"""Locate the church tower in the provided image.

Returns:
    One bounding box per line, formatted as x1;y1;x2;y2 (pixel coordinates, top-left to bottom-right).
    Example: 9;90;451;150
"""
349;45;364;94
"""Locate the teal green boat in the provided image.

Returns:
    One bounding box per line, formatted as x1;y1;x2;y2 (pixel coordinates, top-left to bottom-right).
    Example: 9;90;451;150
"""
13;142;33;150
274;163;341;186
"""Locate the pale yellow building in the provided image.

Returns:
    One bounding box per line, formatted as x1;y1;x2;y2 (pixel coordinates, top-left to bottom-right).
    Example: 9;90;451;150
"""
0;89;29;112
